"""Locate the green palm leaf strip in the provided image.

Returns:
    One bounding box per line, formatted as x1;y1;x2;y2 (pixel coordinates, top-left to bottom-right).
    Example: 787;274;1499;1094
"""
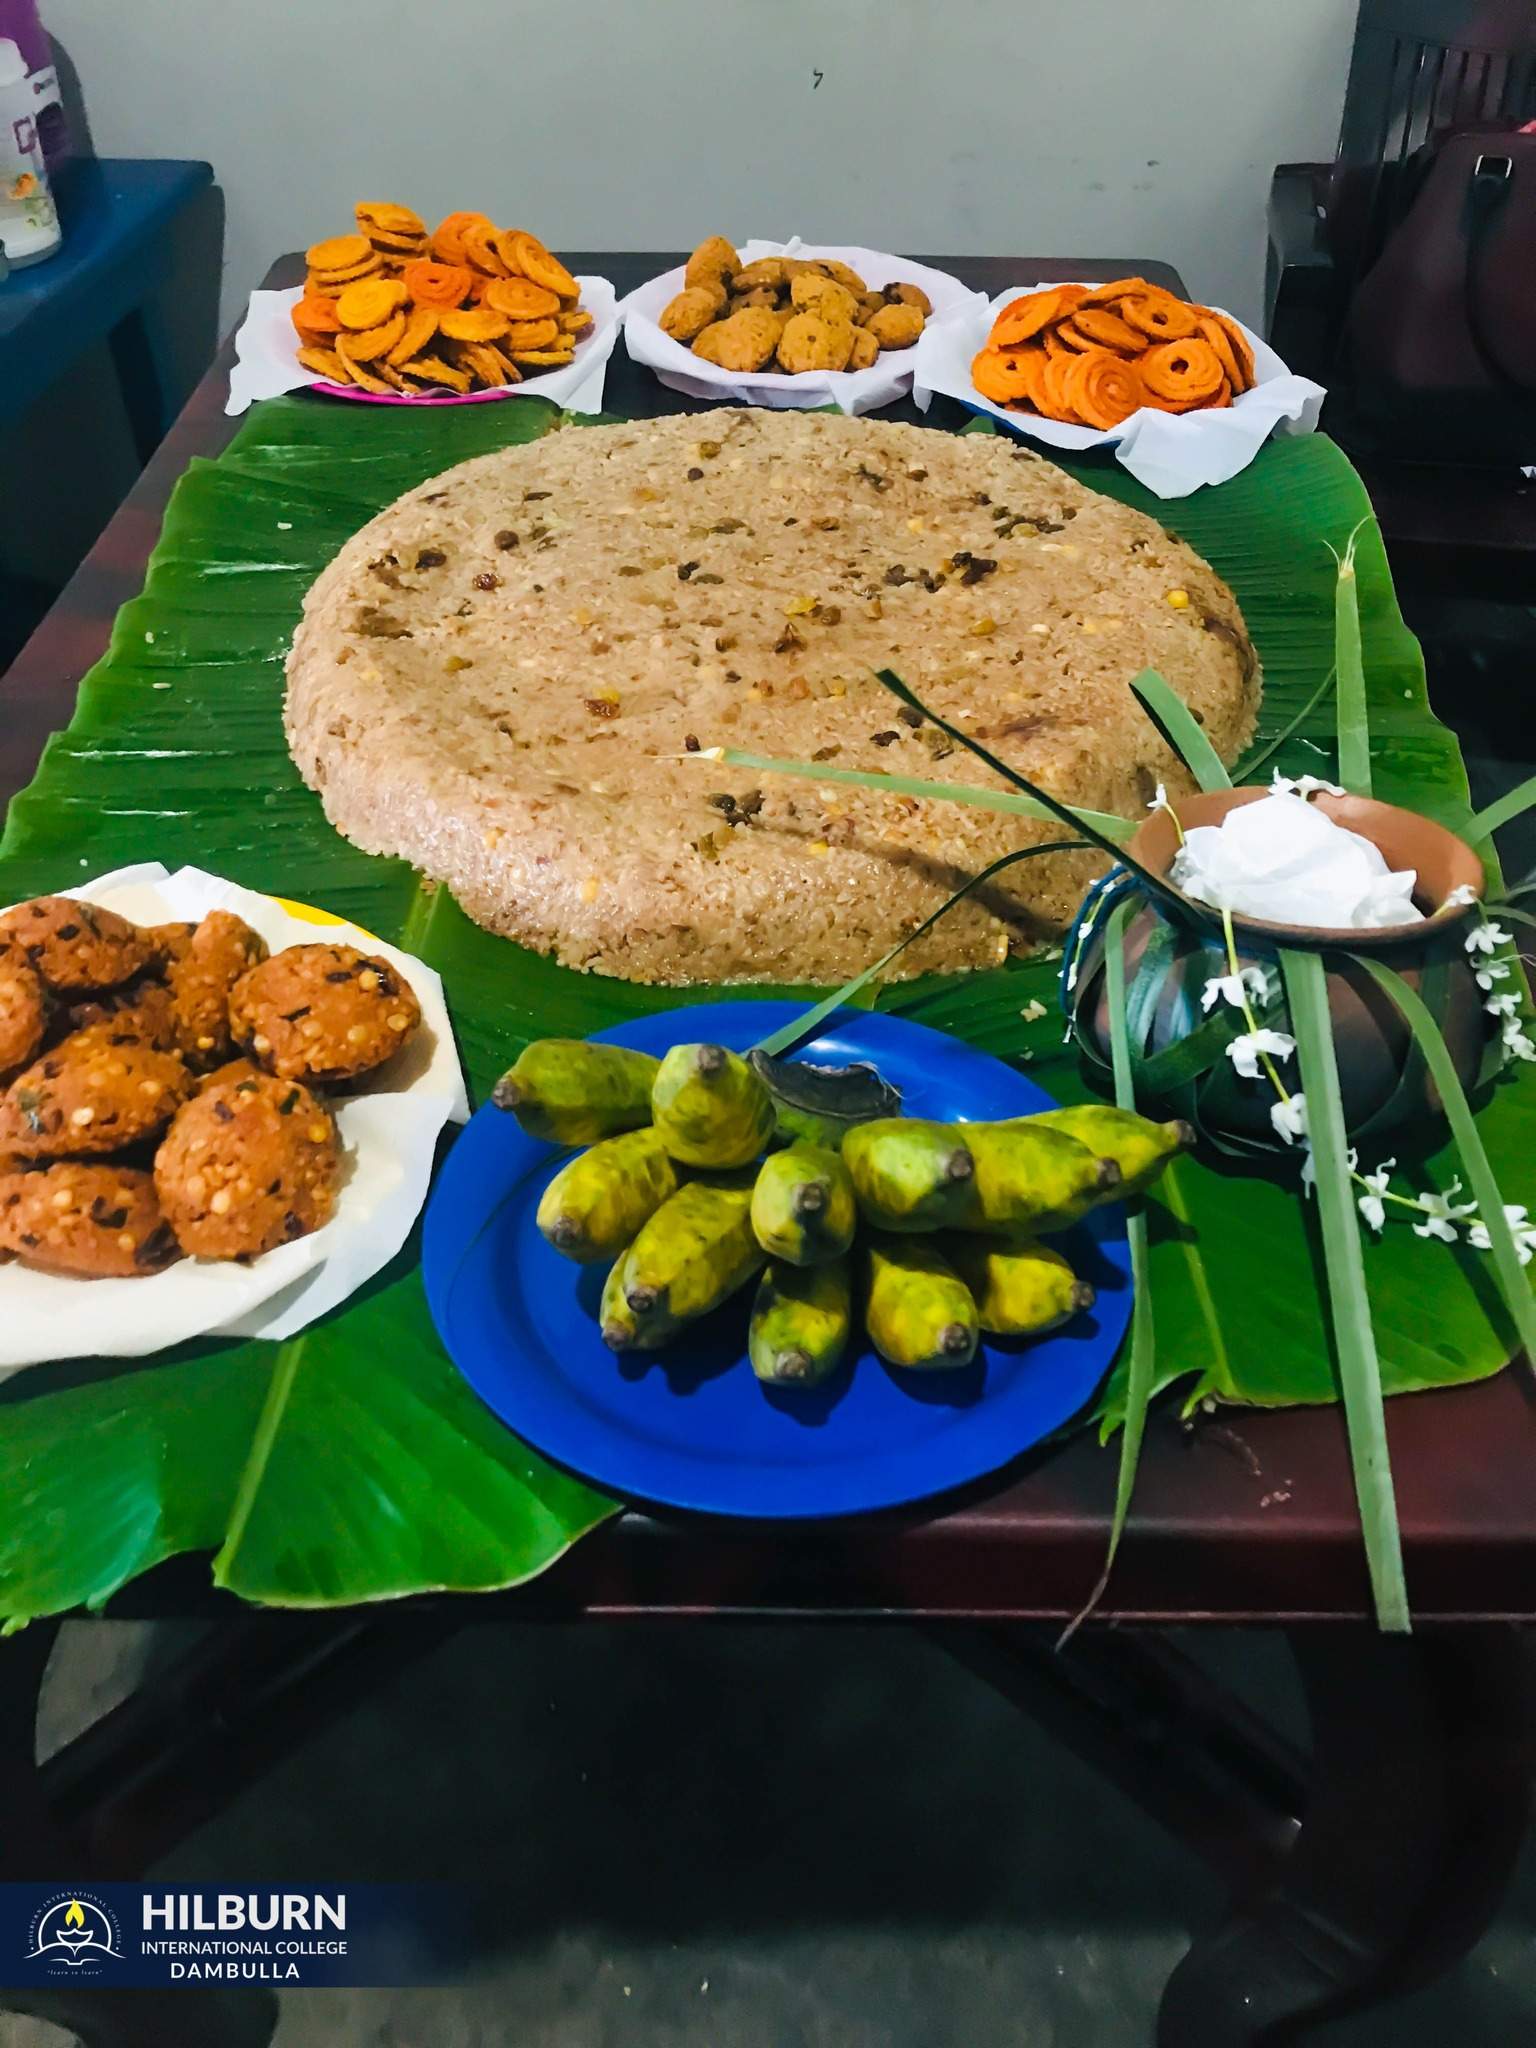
1281;946;1408;1632
1468;773;1536;845
753;840;1087;1059
869;667;1191;916
1232;666;1337;784
714;749;1135;845
1128;668;1231;792
1332;525;1372;797
1355;958;1536;1370
1060;898;1155;1643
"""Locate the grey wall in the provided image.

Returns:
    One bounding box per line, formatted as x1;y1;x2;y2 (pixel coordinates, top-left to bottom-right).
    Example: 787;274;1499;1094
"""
47;0;1358;326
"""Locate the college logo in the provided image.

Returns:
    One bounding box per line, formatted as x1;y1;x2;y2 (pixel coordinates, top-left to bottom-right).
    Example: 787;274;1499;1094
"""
26;1894;122;1974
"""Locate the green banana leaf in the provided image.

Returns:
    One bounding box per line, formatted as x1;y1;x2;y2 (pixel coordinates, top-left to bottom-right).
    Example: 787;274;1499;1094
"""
0;391;1530;1626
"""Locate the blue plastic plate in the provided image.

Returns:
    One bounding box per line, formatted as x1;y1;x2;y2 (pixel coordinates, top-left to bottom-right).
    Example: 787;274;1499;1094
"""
423;1004;1132;1518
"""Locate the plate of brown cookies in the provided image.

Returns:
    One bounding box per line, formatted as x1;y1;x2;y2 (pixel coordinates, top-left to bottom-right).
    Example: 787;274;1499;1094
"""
621;237;970;414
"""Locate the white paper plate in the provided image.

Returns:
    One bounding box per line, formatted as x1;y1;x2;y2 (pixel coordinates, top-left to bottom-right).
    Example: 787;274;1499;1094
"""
227;276;621;417
912;282;1327;498
0;864;468;1375
620;239;972;415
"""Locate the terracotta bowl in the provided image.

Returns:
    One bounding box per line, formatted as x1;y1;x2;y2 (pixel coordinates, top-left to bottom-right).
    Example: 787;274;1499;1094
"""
1076;787;1489;1142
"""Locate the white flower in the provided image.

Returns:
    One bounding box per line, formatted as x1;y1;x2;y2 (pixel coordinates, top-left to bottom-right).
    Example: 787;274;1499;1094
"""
1271;771;1345;799
1226;1028;1296;1079
1148;783;1173;816
1485;991;1521;1019
1444;884;1479;909
1503;1024;1536;1063
1301;1143;1357;1197
1466;920;1513;956
1476;959;1512;992
1200;965;1272;1014
1355;1158;1396;1234
1469;1205;1536;1266
1411;1180;1477;1244
1271;1092;1308;1145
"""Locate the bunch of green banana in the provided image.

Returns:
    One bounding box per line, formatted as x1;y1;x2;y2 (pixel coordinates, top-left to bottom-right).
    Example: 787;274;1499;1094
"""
751;1142;857;1266
600;1178;764;1352
651;1043;777;1168
842;1118;979;1233
1024;1104;1193;1197
749;1256;853;1386
493;1039;659;1146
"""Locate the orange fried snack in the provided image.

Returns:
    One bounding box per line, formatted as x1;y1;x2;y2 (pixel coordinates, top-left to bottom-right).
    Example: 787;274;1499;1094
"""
970;345;1037;409
1121;292;1200;342
460;219;510;277
387;305;440;364
356;201;425;239
402;260;474;308
989;288;1068;348
432;211;495;267
1063;349;1144;429
505;232;578;300
291;294;342;342
484;277;562;321
438;306;511;342
306;233;372;274
1140;337;1226;409
336;278;409;330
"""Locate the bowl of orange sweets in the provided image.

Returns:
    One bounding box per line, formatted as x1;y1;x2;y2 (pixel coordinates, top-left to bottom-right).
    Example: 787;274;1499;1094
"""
278;203;616;404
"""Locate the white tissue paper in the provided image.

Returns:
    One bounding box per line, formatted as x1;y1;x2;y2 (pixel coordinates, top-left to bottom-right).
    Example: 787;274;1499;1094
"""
0;864;469;1376
912;283;1326;498
226;278;621;417
1171;794;1423;929
620;241;972;414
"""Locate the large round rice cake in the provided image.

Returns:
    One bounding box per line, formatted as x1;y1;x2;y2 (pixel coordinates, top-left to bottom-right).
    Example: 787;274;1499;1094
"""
286;410;1259;985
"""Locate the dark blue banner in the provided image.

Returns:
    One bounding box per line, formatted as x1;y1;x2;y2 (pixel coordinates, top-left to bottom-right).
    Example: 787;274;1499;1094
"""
0;1885;488;1987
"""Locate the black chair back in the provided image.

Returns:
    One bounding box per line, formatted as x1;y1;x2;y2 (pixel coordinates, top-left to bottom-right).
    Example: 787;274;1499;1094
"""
1328;0;1536;298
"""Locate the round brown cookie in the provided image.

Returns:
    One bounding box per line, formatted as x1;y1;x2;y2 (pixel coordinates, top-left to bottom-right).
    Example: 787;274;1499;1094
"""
867;302;925;350
155;1072;340;1260
728;286;780;311
0;1024;193;1159
63;977;179;1050
196;1057;266;1094
0;1162;180;1277
847;325;880;371
731;257;787;293
789;274;859;324
147;921;197;964
856;291;886;325
776;312;855;373
818;259;868;296
883;280;933;316
659;287;722;343
0;896;159;993
0;935;47;1076
167;910;270;1069
229;942;422;1083
683;236;739;290
690;309;780;372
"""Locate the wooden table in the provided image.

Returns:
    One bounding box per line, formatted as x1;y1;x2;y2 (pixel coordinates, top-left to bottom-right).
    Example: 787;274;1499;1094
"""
2;253;1532;2048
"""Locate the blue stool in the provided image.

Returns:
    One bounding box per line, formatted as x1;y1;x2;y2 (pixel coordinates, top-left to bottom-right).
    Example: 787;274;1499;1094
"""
0;156;221;461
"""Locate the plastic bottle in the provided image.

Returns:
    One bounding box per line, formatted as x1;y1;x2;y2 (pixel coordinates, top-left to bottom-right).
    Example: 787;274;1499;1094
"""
0;34;60;267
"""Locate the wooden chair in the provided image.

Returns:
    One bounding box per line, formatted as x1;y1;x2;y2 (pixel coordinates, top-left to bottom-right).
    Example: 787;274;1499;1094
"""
1266;0;1536;603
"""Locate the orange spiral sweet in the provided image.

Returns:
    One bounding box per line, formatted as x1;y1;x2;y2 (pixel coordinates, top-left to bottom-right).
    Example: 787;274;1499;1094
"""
402;260;474;308
1064;348;1144;429
1140;337;1226;408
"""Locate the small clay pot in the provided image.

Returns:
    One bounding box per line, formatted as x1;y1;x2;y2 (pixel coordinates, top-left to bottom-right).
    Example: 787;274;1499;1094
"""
1076;787;1488;1142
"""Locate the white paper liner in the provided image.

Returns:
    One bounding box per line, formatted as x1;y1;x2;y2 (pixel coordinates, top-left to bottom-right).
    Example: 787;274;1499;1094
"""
620;240;972;415
0;865;469;1374
912;283;1326;498
226;277;621;417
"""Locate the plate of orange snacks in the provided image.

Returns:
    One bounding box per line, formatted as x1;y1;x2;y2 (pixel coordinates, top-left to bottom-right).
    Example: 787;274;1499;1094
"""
228;203;620;415
912;277;1324;498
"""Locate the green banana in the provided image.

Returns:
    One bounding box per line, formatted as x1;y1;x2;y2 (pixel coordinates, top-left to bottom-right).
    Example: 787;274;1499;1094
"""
536;1128;679;1264
750;1142;857;1266
599;1250;643;1352
842;1118;978;1233
651;1042;776;1168
1025;1104;1193;1199
953;1122;1120;1236
864;1236;979;1371
493;1038;659;1147
944;1236;1094;1337
601;1178;764;1351
749;1256;853;1386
